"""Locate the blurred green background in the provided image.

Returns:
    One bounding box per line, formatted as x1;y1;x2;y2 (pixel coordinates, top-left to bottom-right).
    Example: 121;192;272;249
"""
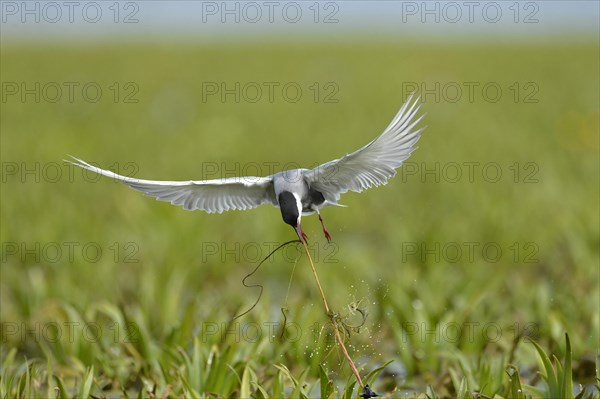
1;7;599;398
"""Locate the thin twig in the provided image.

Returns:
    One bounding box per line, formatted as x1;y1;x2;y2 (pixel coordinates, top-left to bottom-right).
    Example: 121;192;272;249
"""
300;240;364;388
233;240;299;320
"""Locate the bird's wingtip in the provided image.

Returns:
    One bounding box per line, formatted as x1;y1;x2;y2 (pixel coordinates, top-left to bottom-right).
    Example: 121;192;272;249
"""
64;154;81;163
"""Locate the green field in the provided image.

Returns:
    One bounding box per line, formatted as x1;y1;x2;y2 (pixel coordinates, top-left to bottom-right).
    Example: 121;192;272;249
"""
1;41;598;398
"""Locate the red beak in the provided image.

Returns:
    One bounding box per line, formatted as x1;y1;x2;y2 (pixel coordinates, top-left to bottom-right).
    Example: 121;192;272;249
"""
295;224;308;244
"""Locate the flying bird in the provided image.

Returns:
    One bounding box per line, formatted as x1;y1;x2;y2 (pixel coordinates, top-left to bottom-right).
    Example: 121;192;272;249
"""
67;94;424;243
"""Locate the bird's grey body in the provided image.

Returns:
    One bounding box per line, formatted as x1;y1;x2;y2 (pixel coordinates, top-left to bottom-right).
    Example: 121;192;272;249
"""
272;169;333;214
67;94;425;242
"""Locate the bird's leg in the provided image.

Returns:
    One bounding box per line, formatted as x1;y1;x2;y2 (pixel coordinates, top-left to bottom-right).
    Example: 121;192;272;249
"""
295;224;309;244
317;211;332;243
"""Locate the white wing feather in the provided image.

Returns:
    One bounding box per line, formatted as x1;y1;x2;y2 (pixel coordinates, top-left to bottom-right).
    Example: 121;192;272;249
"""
305;94;424;203
66;156;276;213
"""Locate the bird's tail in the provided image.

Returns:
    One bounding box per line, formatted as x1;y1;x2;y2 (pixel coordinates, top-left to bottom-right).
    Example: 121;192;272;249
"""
325;200;347;208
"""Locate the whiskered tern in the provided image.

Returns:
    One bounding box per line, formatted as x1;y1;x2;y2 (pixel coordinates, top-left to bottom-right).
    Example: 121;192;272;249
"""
67;94;424;243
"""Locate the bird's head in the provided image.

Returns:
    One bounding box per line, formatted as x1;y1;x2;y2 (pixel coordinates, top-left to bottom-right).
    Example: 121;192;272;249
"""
278;191;304;240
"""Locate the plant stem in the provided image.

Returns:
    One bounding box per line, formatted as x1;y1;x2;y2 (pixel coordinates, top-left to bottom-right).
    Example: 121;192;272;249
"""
300;241;364;388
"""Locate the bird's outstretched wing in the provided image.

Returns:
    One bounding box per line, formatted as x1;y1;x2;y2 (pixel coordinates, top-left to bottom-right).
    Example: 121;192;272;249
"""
66;156;276;213
304;94;424;203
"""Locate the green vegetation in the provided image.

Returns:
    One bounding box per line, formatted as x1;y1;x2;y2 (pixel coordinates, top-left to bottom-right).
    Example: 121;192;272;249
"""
1;41;598;398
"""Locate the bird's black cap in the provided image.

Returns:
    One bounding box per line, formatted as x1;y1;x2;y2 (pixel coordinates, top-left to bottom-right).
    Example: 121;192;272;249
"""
278;191;299;227
360;384;379;398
